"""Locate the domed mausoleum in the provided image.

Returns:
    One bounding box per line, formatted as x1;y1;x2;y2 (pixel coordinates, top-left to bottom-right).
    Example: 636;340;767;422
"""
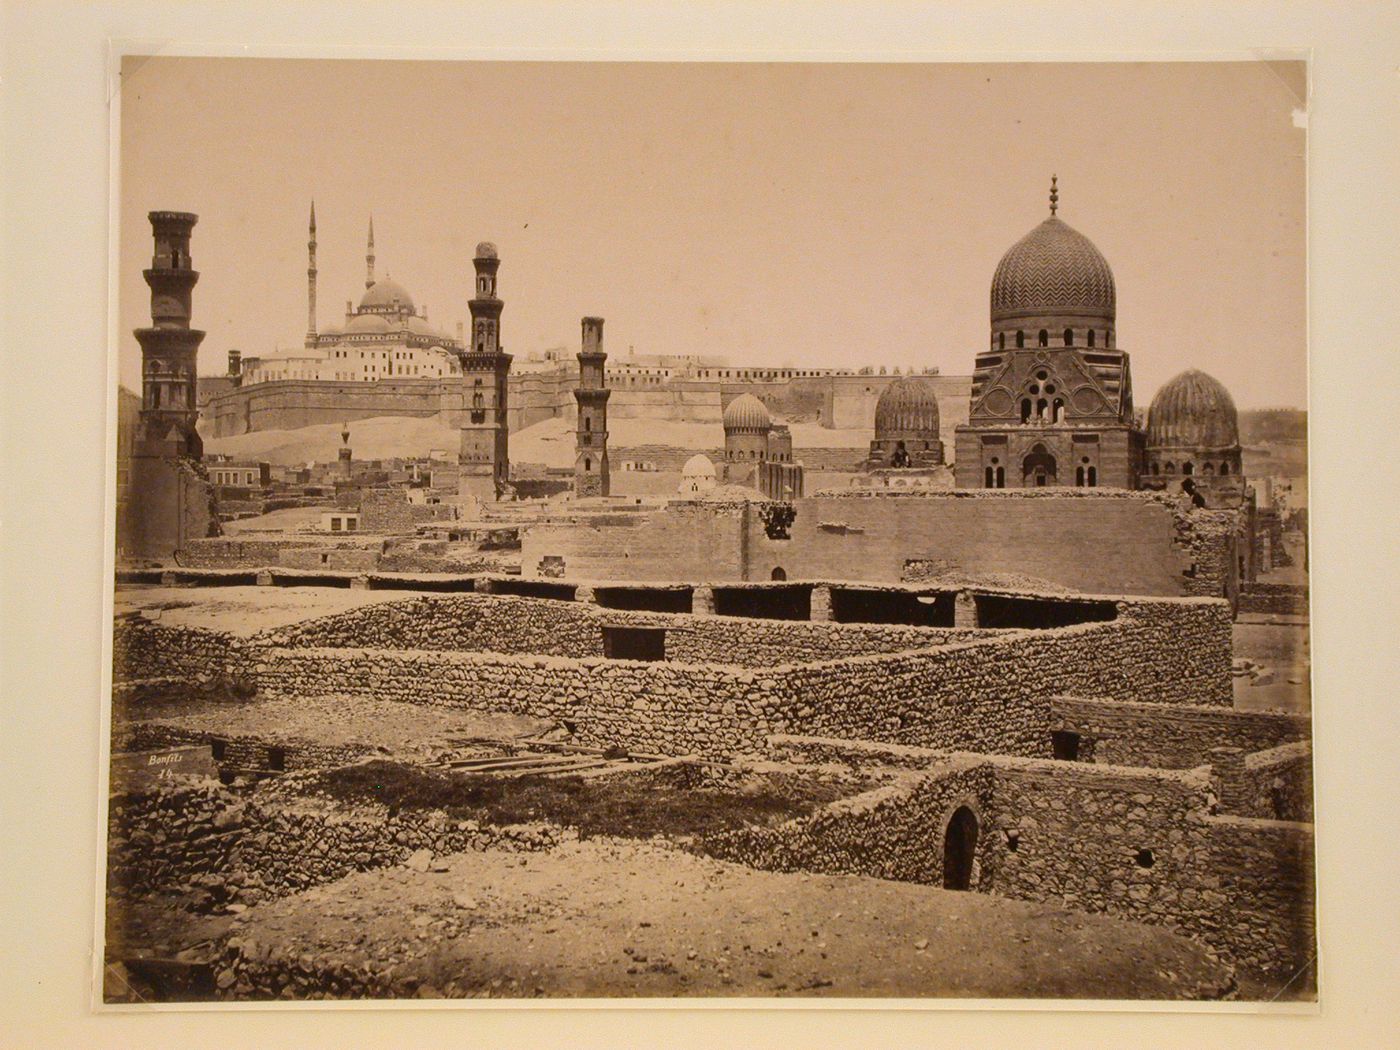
1143;369;1244;506
867;376;944;468
677;453;718;496
955;177;1144;490
722;393;772;462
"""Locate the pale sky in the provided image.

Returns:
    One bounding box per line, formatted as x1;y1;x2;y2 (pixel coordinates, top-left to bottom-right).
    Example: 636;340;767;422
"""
119;58;1307;409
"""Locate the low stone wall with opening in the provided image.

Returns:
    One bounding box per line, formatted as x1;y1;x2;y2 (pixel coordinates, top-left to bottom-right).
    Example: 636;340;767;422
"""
112;722;376;775
257;592;1000;667
1051;697;1311;769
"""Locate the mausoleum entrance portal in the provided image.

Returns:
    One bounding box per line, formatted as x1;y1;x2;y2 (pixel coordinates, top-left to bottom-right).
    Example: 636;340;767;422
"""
1023;446;1057;487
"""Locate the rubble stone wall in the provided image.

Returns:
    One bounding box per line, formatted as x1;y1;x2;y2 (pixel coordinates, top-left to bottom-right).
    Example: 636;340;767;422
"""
1051;697;1311;769
112;620;244;683
1238;582;1310;617
1240;742;1314;822
113;722;374;772
257;593;998;667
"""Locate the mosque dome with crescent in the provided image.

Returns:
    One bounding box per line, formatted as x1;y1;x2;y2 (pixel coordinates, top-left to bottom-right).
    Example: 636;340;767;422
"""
990;181;1116;328
1146;369;1240;450
874;376;941;441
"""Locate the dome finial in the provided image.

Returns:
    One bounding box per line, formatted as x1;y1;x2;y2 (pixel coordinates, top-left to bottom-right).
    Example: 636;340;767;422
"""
1049;174;1058;216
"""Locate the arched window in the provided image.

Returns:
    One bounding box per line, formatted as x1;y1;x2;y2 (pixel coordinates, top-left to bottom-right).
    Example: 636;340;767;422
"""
1087;329;1096;347
584;417;591;432
1203;462;1216;475
1038;329;1049;347
771;567;787;581
1087;466;1097;487
995;466;1005;488
1220;462;1231;476
1053;398;1065;423
1165;461;1175;473
1016;331;1025;348
985;466;994;488
1036;397;1048;420
1064;328;1074;346
583;457;592;472
998;332;1005;350
1020;399;1032;423
1076;466;1085;486
1183;461;1195;476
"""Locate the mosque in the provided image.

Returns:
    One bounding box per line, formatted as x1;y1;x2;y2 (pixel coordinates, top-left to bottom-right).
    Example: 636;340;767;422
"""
236;207;465;386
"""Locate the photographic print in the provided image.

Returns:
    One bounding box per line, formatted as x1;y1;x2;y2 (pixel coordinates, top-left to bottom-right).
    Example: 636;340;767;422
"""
104;56;1313;1005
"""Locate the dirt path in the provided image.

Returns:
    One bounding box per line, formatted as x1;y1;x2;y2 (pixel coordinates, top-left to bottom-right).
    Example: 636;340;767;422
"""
224;839;1232;1000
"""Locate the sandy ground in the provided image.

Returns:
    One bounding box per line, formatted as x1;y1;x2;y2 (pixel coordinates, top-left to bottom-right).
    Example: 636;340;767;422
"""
116;694;549;754
222;839;1233;1000
114;585;438;635
202;413;872;469
1233;620;1311;715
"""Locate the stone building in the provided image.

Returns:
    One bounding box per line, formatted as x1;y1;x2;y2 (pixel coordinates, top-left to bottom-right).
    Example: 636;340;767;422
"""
1143;369;1246;508
458;242;513;502
955;178;1145;490
238;211;464;386
121;211;218;560
573;317;611;498
722;393;772;463
677;454;718;496
866;375;945;469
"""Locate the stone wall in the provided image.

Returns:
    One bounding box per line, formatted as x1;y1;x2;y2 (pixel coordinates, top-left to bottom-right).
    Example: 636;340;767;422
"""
259;592;997;667
1051;697;1311;769
1239;742;1314;822
179;538;382;569
522;490;1234;597
699;746;1314;978
1238;582;1310;617
113;722;375;774
113;620;244;683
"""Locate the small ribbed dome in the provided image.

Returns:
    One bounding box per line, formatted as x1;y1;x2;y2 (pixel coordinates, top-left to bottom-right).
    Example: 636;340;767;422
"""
722;393;771;431
681;454;717;478
991;216;1115;324
359;278;415;312
475;242;498;259
875;377;940;439
1147;370;1240;448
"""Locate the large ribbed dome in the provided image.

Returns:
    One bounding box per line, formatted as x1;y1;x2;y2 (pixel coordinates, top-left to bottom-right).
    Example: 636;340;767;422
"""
991;216;1115;324
722;393;771;431
1147;369;1240;448
874;377;940;439
359;278;415;313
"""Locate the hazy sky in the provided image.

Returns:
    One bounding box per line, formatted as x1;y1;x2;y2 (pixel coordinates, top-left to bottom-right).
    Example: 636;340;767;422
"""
119;58;1306;408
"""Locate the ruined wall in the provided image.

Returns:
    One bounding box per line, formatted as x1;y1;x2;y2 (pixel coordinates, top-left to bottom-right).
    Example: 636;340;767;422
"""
1238;582;1310;617
1239;742;1314;822
1051;697;1311;769
179;538;382;569
522;490;1231;596
113;722;373;773
260;592;997;667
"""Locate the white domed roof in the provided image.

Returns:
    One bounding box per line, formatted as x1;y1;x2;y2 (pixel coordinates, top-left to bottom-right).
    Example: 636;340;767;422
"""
345;313;392;334
681;454;717;477
359;278;415;313
722;393;771;431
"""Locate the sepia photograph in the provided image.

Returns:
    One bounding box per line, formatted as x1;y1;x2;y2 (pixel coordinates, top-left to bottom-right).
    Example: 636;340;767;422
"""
102;55;1315;1006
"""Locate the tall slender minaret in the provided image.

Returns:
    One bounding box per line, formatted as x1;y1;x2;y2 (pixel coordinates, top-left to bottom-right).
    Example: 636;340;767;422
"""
458;241;512;502
125;211;215;559
574;317;611;498
305;201;318;347
365;216;376;289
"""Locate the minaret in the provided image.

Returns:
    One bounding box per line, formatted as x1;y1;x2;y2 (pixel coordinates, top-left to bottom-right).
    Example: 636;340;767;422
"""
125;211;215;559
365;216;376;289
458;242;513;501
135;212;205;455
573;317;611;498
338;423;353;480
305;201;318;347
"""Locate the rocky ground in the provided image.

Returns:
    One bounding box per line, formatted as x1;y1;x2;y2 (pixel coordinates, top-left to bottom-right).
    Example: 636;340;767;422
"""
114;585;443;634
204;839;1234;1001
1232;619;1310;714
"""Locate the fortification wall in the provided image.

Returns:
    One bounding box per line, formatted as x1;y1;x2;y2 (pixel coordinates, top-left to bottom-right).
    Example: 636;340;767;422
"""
1051;697;1311;769
522;491;1234;598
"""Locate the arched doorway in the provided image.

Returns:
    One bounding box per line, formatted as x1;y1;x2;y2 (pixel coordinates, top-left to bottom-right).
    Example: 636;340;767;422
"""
1022;445;1057;487
942;806;979;890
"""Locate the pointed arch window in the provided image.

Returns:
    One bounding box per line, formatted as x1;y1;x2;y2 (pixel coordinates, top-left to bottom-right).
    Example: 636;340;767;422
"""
1088;330;1096;347
1064;329;1074;346
1038;330;1049;347
1016;331;1025;348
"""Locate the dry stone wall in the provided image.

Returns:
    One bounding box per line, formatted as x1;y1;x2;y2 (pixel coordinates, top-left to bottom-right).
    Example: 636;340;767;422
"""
259;593;997;667
1051;697;1311;769
114;722;375;773
1238;583;1309;617
1239;743;1314;822
113;620;244;683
